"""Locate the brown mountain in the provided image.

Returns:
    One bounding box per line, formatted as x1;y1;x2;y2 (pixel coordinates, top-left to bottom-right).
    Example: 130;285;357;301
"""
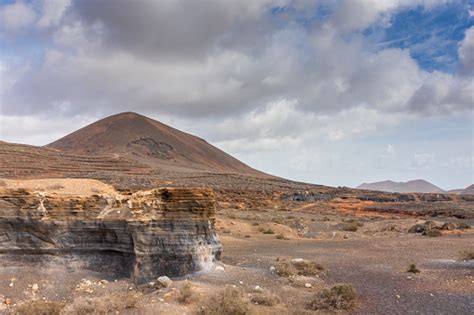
461;184;474;195
46;112;261;175
356;179;445;193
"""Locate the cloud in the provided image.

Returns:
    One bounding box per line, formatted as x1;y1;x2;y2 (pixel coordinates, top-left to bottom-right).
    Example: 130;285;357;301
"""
37;0;71;29
458;26;474;73
0;1;36;31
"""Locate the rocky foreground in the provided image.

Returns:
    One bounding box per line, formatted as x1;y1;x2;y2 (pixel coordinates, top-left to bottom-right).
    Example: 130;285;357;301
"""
0;181;221;284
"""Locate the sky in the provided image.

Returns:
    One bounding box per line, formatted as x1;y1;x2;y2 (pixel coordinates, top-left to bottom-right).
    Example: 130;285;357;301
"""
0;0;472;190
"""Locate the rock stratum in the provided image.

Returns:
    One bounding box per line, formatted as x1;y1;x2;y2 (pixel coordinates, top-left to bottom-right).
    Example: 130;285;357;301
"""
0;184;221;284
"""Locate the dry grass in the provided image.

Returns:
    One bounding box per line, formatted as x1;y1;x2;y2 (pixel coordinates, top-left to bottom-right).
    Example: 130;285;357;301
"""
306;284;358;311
275;234;289;240
250;291;281;306
198;287;252;315
407;263;420;273
10;300;65;315
457;222;471;230
62;291;142;314
424;229;442;237
276;260;324;277
459;249;474;260
177;282;193;304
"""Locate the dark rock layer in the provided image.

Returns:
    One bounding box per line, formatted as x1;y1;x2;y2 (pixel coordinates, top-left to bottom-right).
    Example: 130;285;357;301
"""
0;187;221;283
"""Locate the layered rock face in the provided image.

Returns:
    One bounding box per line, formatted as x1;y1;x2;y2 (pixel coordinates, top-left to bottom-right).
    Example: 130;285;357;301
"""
0;186;221;283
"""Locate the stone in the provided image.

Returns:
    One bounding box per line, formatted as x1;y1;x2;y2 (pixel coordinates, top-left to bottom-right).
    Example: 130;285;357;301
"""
254;285;264;293
157;276;172;288
269;266;276;272
291;258;304;263
304;283;312;288
32;283;39;292
0;187;222;284
215;266;225;272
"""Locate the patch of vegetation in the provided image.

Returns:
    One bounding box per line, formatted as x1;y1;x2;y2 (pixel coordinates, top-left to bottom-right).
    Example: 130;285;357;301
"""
227;213;237;219
177;283;193;304
457;222;471;230
198;287;252;315
271;217;284;224
262;228;275;234
424;229;442;237
459;249;474;260
276;260;324;277
275;234;289;240
341;222;359;232
222;229;232;234
46;184;65;190
62;291;142;314
407;263;420;273
306;284;357;311
11;300;65;315
250;291;280;306
252;222;260;226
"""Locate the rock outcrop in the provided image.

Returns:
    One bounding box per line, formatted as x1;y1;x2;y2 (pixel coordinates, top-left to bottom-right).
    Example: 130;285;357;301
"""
0;186;221;284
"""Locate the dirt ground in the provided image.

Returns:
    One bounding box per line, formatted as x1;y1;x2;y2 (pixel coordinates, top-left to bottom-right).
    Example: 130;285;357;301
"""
1;207;473;314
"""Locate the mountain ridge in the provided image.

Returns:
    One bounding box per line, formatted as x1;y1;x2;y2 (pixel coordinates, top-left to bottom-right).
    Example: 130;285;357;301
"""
356;179;445;193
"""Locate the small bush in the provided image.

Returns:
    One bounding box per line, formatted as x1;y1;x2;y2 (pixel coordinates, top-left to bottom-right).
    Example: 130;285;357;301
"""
341;222;359;232
306;284;357;311
198;287;252;315
251;291;280;306
227;213;237;219
252;222;260;226
457;222;471;230
0;180;6;187
424;229;442;237
262;229;275;234
63;291;142;314
407;263;420;273
11;300;65;315
459;249;474;260
272;217;284;224
275;234;289;240
222;229;232;234
177;283;193;304
46;184;65;190
276;260;324;277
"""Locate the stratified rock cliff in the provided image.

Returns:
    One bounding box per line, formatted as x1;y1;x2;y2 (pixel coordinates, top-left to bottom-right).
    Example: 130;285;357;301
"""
0;186;221;284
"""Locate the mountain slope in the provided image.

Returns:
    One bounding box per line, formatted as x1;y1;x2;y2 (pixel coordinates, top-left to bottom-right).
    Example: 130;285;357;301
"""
461;184;474;195
46;112;262;175
356;179;445;193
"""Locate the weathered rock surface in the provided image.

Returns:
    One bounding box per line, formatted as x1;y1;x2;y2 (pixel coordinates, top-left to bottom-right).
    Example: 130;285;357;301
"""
0;186;221;284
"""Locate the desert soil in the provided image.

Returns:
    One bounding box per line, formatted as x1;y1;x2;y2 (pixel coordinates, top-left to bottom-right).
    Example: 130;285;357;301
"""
1;206;473;314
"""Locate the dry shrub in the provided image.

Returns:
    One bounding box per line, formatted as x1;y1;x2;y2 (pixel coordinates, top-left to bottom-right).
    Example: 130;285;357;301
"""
63;291;142;314
46;184;65;190
459;249;474;260
262;228;275;234
276;260;324;277
424;229;442;237
341;222;359;232
10;300;64;315
275;234;289;240
457;222;471;230
198;287;252;315
407;263;420;273
0;180;6;187
306;284;357;311
177;282;193;304
251;291;280;306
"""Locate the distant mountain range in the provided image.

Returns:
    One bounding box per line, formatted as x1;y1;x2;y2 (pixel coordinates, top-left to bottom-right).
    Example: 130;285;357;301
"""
357;180;473;194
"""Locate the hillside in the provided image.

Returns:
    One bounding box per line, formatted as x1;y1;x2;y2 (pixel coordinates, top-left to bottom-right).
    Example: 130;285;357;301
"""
46;112;262;176
461;184;474;195
356;179;445;193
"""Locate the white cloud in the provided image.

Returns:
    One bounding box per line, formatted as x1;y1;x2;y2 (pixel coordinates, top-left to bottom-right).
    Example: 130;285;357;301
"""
458;26;474;73
37;0;71;29
0;1;36;31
